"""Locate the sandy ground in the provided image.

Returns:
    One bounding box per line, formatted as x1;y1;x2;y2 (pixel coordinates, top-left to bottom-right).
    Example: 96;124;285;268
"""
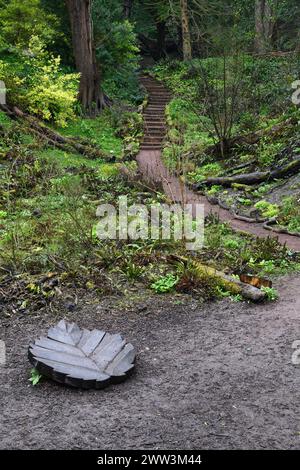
0;275;300;450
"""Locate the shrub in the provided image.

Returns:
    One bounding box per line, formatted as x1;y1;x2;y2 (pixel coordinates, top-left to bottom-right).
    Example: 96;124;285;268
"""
255;201;279;219
261;286;279;302
151;274;179;293
0;37;79;126
0;0;58;49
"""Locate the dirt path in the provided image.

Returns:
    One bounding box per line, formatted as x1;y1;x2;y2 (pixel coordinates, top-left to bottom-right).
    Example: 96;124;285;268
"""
1;275;300;450
138;76;300;252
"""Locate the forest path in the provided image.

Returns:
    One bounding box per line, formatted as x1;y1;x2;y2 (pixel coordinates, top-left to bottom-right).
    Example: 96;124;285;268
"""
1;274;300;449
137;75;300;252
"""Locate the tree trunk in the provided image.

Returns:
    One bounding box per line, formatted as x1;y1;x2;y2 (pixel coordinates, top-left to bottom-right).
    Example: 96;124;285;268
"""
180;0;192;61
195;158;300;188
123;0;133;19
296;30;300;53
255;0;276;54
65;0;104;115
156;21;166;59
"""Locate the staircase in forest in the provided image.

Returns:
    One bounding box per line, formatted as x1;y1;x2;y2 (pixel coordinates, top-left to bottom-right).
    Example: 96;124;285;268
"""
140;75;172;150
136;74;300;252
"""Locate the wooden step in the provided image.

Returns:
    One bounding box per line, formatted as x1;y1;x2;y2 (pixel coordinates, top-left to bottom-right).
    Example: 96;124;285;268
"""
140;75;170;153
140;146;162;150
143;118;165;122
143;135;165;140
144;129;166;137
144;115;165;119
144;129;166;134
148;100;170;104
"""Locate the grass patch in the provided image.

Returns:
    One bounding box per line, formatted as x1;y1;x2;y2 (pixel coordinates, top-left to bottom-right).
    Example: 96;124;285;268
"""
57;111;123;158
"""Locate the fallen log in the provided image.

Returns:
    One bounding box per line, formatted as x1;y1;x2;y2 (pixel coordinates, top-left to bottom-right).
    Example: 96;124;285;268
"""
0;104;114;161
171;255;267;302
196;158;300;188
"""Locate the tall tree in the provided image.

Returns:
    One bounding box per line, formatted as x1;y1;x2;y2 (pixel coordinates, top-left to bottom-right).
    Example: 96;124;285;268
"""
123;0;134;19
180;0;192;61
65;0;104;115
156;20;167;58
255;0;276;54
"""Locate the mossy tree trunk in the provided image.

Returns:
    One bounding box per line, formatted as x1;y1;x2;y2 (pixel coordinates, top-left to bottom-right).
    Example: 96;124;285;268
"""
156;20;167;59
255;0;276;54
123;0;134;19
180;0;192;61
65;0;105;116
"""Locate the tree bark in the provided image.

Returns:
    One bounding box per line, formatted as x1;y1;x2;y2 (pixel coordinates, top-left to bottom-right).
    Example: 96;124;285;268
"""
296;30;300;53
65;0;104;115
171;256;267;302
156;21;167;59
0;104;114;160
195;158;300;188
123;0;133;19
180;0;192;61
255;0;276;54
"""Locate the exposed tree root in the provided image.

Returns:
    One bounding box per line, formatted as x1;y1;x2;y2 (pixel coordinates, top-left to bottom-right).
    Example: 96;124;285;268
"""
264;219;300;238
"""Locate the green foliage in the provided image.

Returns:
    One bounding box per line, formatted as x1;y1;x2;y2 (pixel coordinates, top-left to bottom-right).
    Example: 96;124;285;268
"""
0;0;58;49
0;110;13;130
188;163;222;183
120;261;145;281
0;37;79;126
58;109;124;157
151;274;179;293
257;139;284;168
223;238;240;250
29;368;42;386
277;196;300;233
207;185;222;196
93;1;141;104
261;286;279;302
254;201;280;219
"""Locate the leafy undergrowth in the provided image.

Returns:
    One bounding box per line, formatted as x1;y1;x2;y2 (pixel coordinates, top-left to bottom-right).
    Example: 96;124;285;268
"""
152;57;300;234
57;106;144;160
1;107;300;316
